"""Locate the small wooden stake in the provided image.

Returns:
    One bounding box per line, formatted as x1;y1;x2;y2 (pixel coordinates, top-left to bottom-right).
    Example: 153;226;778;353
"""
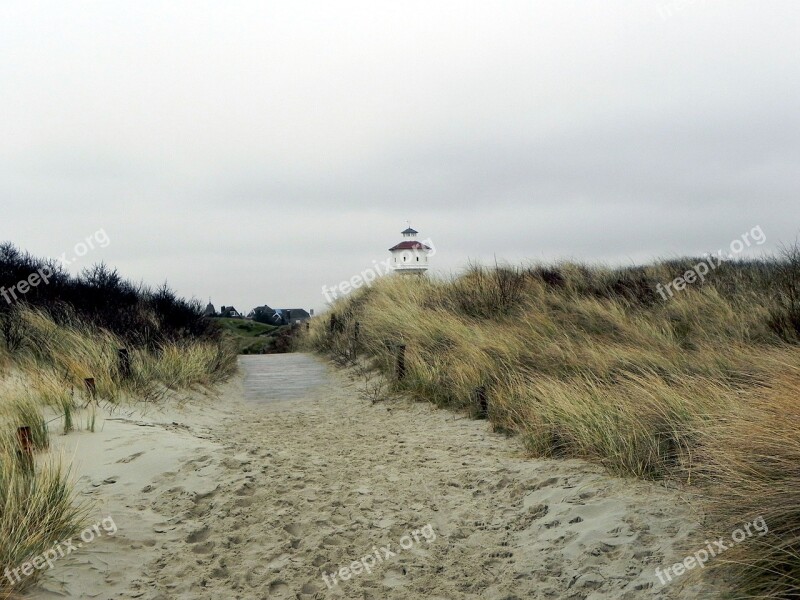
84;377;97;397
475;386;488;419
17;426;34;470
17;426;33;454
352;322;361;359
396;344;406;381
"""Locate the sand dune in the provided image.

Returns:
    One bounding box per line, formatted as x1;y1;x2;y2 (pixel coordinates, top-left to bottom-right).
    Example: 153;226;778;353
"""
27;354;722;599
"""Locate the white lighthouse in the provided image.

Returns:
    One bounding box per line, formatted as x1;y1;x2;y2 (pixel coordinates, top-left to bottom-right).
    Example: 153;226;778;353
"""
389;225;431;275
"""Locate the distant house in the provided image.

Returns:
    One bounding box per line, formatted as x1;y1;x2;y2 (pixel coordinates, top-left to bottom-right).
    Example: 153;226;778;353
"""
275;308;311;326
219;305;243;318
248;305;311;325
250;305;278;324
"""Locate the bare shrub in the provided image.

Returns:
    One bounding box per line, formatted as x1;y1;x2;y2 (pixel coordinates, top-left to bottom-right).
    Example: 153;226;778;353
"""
768;241;800;343
358;370;388;405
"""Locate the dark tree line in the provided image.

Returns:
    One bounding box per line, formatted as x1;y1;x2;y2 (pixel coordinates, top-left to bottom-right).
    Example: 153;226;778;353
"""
0;242;220;349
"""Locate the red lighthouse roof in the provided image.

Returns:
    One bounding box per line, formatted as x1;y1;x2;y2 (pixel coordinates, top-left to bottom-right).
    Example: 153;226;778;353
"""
389;240;431;251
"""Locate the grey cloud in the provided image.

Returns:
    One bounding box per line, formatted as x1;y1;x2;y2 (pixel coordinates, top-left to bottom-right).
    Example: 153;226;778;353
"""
1;1;798;313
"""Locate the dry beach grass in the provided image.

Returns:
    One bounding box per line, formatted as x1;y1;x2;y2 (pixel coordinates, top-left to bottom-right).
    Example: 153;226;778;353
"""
0;307;236;599
307;253;800;598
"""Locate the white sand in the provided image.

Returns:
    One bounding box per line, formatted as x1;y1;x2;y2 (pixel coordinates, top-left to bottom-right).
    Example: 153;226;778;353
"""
26;355;723;599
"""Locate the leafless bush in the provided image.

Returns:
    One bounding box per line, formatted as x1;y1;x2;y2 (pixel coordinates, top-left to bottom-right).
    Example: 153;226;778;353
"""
768;241;800;343
358;370;388;404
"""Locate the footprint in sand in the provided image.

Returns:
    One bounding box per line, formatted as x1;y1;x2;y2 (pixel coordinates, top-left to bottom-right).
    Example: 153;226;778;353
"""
210;565;229;579
116;451;145;463
589;542;620;557
235;482;256;496
190;490;217;516
90;475;119;487
283;523;304;537
532;476;562;490
382;566;408;588
268;580;290;596
191;541;215;554
186;526;211;544
300;581;321;595
544;520;561;529
180;455;214;473
321;533;349;548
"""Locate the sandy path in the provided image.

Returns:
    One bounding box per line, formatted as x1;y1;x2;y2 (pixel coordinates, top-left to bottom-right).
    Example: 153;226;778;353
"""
28;354;720;599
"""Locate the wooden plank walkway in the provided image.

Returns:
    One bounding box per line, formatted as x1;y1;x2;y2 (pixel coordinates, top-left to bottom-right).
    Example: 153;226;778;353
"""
239;353;329;403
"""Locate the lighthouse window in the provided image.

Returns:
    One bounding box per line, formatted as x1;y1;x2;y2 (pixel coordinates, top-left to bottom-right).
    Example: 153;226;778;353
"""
416;257;419;261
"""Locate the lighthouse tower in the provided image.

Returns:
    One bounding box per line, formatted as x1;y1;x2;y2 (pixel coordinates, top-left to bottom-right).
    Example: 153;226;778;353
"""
389;225;431;275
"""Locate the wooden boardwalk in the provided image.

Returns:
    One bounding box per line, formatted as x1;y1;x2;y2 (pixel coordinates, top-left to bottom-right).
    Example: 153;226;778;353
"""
239;353;329;403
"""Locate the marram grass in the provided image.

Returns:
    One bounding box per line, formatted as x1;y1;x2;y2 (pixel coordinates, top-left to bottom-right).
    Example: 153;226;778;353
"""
0;306;237;596
0;451;87;598
307;260;800;598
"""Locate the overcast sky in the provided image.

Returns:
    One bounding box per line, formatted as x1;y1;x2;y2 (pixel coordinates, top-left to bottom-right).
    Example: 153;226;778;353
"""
1;1;798;313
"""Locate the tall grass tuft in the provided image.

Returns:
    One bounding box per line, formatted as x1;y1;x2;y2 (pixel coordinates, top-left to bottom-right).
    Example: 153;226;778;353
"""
0;452;87;598
687;358;800;598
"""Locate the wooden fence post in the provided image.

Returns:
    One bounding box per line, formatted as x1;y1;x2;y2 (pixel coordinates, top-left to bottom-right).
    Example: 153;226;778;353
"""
396;344;406;381
17;426;33;470
352;322;360;359
475;386;488;419
84;377;97;398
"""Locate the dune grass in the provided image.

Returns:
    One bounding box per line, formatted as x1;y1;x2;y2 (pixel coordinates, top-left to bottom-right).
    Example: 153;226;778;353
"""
307;252;800;598
0;243;239;596
0;306;237;597
0;451;87;600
